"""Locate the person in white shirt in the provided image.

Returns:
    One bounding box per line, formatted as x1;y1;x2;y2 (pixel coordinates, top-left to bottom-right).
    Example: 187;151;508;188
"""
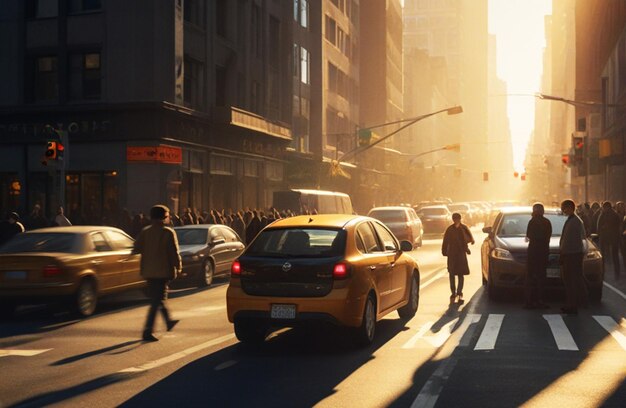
54;206;72;227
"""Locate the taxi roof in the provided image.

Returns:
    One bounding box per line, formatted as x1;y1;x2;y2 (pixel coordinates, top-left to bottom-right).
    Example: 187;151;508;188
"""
268;214;364;229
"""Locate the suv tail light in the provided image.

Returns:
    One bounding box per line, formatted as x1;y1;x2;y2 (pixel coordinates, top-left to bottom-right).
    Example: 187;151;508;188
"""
43;265;61;277
333;263;350;280
231;260;241;277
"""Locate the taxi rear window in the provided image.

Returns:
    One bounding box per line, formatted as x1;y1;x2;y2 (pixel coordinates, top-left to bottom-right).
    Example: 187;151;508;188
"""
0;233;78;253
246;228;346;258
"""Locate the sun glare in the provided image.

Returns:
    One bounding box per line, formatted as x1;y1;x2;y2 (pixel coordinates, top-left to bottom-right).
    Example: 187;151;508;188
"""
488;0;553;173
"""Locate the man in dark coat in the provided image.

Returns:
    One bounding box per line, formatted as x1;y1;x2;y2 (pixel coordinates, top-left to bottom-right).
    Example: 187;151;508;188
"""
133;205;182;341
597;201;621;277
559;199;588;315
0;212;25;246
25;204;48;230
524;203;552;309
442;212;474;304
245;210;263;245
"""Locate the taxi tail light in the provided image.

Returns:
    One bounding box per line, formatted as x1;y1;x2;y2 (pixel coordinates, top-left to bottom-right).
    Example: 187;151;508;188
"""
231;260;241;277
43;264;62;277
333;263;351;280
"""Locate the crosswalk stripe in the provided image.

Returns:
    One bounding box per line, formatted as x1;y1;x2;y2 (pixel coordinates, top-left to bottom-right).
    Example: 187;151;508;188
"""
0;349;52;358
543;314;579;351
474;314;504;351
593;315;626;351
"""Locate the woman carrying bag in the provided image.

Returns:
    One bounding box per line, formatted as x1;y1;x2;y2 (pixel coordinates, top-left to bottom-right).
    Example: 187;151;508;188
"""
442;212;475;304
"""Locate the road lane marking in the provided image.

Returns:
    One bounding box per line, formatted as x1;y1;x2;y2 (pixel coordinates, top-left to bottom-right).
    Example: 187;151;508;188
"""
424;318;460;347
0;348;52;358
474;314;504;351
410;314;481;408
118;334;235;373
543;314;579;351
420;268;447;290
593;315;626;350
603;282;626;301
402;321;434;349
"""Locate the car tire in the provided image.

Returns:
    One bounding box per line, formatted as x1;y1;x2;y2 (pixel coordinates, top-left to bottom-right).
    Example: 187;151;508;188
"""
74;278;98;317
353;294;376;346
199;260;214;287
234;319;267;344
0;302;16;320
588;284;602;304
487;270;501;301
398;273;419;320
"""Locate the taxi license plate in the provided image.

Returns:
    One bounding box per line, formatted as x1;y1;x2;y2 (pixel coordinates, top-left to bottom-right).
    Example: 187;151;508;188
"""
270;304;296;319
546;268;561;278
4;271;26;280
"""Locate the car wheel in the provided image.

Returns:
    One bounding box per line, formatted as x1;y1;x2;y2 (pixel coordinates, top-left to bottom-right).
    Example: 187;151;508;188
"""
234;319;267;344
588;284;602;304
354;294;376;346
398;273;419;320
0;302;16;320
487;270;501;301
199;260;214;287
74;279;97;317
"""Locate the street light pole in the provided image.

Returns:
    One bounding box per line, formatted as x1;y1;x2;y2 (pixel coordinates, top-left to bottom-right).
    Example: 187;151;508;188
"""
336;105;463;163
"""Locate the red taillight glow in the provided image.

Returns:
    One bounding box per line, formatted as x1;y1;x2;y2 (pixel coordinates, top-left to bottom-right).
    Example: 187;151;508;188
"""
333;263;350;279
43;265;61;277
231;261;241;276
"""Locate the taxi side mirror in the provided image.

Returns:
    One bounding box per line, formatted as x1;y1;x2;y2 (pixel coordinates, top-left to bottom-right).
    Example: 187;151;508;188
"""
399;240;413;252
482;226;492;234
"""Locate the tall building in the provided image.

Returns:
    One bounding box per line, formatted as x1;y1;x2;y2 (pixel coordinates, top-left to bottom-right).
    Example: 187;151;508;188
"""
0;0;293;221
401;0;488;201
575;0;626;202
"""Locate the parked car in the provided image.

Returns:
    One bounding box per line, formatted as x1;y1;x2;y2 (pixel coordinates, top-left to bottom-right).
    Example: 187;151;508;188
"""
481;207;604;301
272;189;354;214
447;203;473;226
227;214;420;346
174;225;245;287
367;206;423;248
416;205;453;234
0;226;143;317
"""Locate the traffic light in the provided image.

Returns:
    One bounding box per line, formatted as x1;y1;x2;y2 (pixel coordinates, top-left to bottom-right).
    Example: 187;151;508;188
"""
561;153;571;166
572;136;584;163
45;141;58;160
358;129;372;147
56;141;64;160
520;173;526;181
483;172;489;181
513;171;519;178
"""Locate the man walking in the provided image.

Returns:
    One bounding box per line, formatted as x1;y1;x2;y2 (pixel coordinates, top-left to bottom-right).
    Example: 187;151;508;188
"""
442;212;474;304
0;212;25;246
559;199;588;315
133;205;182;341
524;203;552;309
597;201;621;277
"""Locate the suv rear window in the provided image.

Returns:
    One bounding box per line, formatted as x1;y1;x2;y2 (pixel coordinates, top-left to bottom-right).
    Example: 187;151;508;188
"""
368;210;407;223
246;228;346;258
420;207;448;216
0;233;77;253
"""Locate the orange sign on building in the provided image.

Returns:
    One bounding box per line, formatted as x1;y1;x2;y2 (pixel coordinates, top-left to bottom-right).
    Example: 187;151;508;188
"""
127;146;183;164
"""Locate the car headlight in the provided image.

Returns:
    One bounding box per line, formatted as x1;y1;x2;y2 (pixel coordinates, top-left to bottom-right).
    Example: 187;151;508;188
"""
586;249;601;260
182;253;200;261
492;248;513;260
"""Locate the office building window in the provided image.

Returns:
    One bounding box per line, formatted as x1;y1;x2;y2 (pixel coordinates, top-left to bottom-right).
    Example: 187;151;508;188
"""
184;56;205;109
294;0;308;28
69;52;101;100
35;56;58;101
325;15;336;45
68;0;101;13
184;0;205;27
251;4;262;57
216;0;227;38
26;0;58;18
300;47;310;84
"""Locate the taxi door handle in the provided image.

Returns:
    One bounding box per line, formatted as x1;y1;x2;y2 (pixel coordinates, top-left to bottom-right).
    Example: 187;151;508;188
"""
390;262;396;267
91;259;104;265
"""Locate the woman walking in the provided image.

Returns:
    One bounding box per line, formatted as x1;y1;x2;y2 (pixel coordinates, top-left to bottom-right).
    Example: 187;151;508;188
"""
442;212;475;304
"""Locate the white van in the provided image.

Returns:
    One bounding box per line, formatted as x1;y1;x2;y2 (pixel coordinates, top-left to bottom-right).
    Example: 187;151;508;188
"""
272;189;354;215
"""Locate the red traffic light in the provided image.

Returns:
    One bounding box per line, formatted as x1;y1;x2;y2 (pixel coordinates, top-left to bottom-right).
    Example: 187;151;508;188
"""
513;171;519;178
521;173;526;181
561;154;570;165
45;141;58;160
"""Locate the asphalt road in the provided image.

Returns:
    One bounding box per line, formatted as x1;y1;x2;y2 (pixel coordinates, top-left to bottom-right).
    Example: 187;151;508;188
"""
1;227;625;408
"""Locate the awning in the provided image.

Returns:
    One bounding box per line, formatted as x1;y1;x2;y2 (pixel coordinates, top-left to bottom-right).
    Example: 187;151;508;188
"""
230;107;291;141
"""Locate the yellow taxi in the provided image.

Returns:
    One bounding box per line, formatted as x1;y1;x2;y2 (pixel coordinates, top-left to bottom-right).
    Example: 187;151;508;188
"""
227;214;420;345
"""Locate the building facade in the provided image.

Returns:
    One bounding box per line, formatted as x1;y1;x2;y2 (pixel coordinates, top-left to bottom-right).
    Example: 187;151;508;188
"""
0;0;293;222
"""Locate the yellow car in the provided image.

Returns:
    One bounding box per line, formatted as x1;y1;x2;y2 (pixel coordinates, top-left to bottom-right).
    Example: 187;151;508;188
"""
227;214;420;345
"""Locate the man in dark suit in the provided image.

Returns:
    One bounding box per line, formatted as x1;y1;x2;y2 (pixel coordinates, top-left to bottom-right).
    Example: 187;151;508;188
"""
559;199;588;315
525;203;552;309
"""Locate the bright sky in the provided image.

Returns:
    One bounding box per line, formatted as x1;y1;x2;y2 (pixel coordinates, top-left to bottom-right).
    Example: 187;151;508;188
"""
488;0;552;172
